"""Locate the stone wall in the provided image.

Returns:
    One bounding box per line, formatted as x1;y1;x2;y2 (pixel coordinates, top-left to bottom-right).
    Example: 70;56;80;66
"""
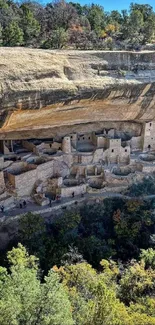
36;160;54;181
71;165;86;177
8;168;37;196
77;133;93;143
142;165;155;173
8;173;15;187
53;157;70;178
3;142;11;154
61;184;87;198
103;144;130;164
52;142;62;150
86;165;95;176
142;121;155;151
7;161;27;175
96;136;107;149
63;154;73;168
130;136;142;150
0;157;4;169
70;133;77;148
0;171;5;193
46;177;63;194
93;149;104;163
81;154;93;164
22;140;38;154
62;136;71;153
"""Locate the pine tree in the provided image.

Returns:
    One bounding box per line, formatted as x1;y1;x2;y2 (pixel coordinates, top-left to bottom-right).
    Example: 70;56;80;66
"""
2;21;23;46
20;4;40;45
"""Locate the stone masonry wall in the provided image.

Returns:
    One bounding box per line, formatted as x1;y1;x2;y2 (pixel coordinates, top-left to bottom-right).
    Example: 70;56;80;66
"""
130;136;142;150
0;171;5;193
36;160;54;181
142;165;155;173
142;122;155;151
96;136;107;149
10;168;37;196
0;157;4;170
61;184;87;198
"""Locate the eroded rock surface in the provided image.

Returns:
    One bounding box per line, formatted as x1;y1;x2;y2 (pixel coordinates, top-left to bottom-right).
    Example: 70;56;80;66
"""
0;48;155;139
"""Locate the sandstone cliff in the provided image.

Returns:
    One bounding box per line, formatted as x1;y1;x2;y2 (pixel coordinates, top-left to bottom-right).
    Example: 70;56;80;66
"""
0;47;155;139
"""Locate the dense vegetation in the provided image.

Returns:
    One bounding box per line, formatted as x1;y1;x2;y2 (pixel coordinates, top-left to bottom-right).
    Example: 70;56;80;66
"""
0;193;155;323
1;0;155;50
14;198;154;272
0;244;154;324
126;175;155;197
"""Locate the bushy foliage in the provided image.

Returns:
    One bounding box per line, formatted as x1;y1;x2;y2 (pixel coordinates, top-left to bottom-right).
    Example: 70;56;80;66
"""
0;244;73;325
0;244;154;324
15;197;155;271
0;0;155;49
126;175;155;196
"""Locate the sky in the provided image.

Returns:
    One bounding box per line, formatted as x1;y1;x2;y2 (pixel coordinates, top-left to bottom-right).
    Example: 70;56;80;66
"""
69;0;155;12
39;0;155;11
42;0;155;12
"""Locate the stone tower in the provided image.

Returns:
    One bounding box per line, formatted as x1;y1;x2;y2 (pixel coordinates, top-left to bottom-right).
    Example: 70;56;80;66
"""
142;121;155;151
62;136;71;153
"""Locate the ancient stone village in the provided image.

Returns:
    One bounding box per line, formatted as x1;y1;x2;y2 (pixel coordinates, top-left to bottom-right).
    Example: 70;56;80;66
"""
0;0;155;321
0;48;155;217
0;120;155;212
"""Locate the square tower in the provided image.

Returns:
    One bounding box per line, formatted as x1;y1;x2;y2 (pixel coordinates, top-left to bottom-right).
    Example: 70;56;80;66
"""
142;121;155;151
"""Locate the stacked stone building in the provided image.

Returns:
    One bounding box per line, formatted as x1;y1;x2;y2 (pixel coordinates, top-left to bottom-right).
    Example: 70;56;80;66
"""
0;121;155;209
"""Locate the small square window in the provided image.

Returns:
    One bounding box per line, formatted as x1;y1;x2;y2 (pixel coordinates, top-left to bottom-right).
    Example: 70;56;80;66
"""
125;149;127;152
112;149;114;152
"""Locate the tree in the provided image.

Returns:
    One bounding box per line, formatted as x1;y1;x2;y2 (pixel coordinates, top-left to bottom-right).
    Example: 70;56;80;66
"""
45;0;77;33
86;4;105;36
18;212;45;247
61;245;85;265
0;24;2;45
129;3;155;45
55;262;131;325
42;27;68;49
18;212;46;252
20;3;40;45
140;248;155;269
143;13;155;43
107;10;123;25
119;258;155;305
0;244;74;325
2;21;23;46
0;0;20;29
18;212;48;271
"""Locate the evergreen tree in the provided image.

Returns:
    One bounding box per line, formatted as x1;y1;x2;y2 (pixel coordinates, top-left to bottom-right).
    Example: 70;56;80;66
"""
2;21;23;46
0;244;73;325
20;4;40;45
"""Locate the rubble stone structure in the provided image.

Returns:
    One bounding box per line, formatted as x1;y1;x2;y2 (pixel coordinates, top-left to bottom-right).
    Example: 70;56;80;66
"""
0;120;155;208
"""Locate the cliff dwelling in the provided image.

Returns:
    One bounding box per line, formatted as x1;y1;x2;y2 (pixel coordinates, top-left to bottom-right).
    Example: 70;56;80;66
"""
1;48;155;212
0;120;154;209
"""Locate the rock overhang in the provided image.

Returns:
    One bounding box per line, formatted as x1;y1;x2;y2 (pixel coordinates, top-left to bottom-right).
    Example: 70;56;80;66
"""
1;48;155;139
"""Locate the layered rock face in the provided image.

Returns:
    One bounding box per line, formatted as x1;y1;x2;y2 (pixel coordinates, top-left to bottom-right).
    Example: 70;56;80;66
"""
0;48;155;139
